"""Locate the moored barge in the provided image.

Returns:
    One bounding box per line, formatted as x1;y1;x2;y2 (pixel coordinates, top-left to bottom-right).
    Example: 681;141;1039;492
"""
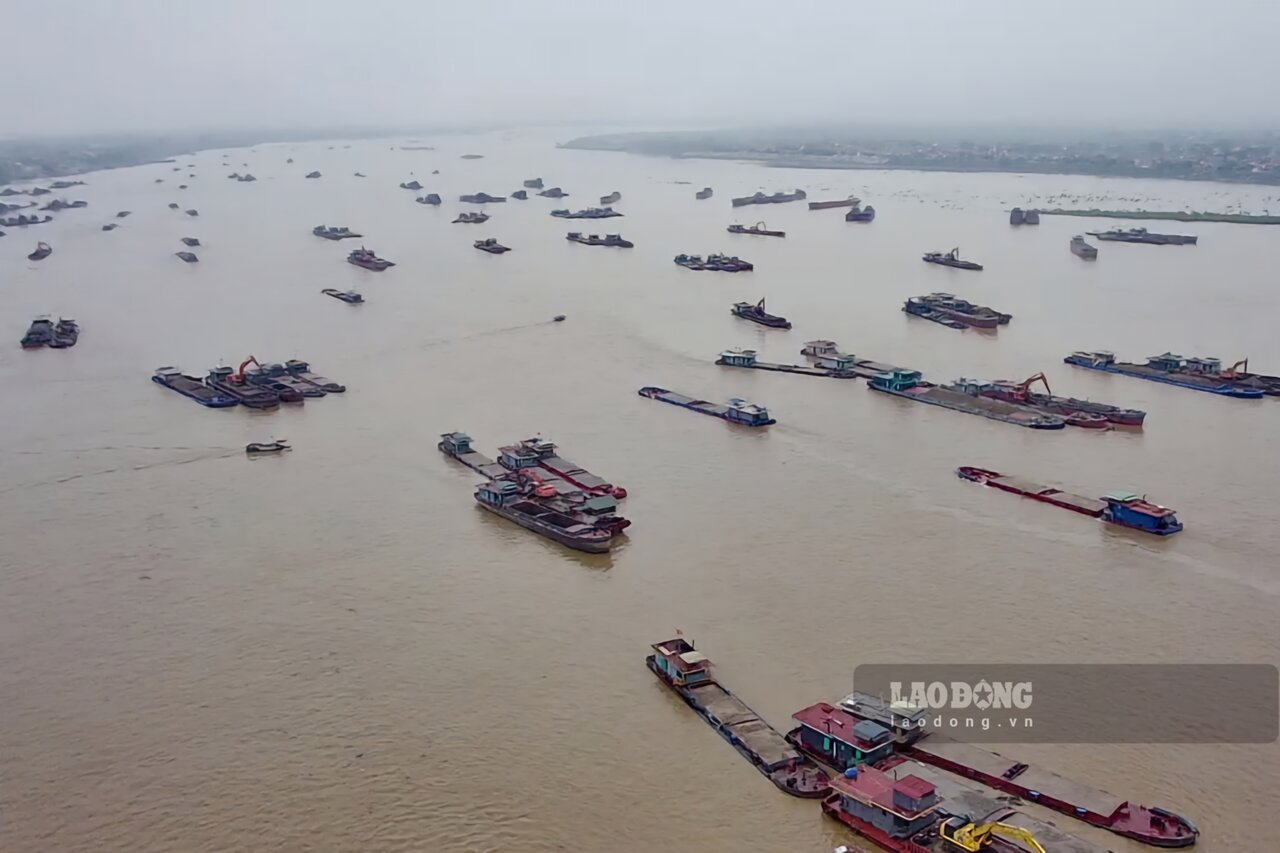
151;367;238;408
727;221;785;237
731;298;791;329
505;436;628;499
566;232;632;247
845;204;876;222
922;248;982;270
284;359;346;393
981;373;1145;425
732;189;807;207
696;186;713;200
648;638;829;798
674;253;753;272
475;479;619;553
550;207;622;219
808;195;861;210
1087;227;1196;245
957;466;1184;534
347;246;395;270
1064;351;1264;398
1070;235;1098;260
868;371;1066;429
718;345;905;380
639;387;775;426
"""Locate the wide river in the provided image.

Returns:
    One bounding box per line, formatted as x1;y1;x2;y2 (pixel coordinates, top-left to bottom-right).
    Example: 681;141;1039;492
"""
1;128;1277;852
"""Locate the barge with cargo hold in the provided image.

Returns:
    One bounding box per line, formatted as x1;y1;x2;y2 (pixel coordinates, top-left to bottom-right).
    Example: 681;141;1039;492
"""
151;367;238;408
474;478;620;553
904;293;1010;330
732;189;806;207
728;221;785;237
957;466;1183;535
836;692;1199;848
717;345;906;381
502;437;627;499
731;298;791;329
648;638;829;798
808;195;860;211
639;387;774;426
1086;227;1196;245
922;247;982;270
1065;351;1264;398
980;373;1145;426
869;371;1066;429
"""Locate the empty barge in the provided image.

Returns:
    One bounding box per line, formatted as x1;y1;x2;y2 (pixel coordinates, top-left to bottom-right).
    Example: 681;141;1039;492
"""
639;387;775;426
648;638;829;798
1065;351;1264;398
869;371;1066;429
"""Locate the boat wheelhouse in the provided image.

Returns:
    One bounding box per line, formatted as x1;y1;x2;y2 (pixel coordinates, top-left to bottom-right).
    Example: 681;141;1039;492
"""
824;766;941;841
802;340;840;357
789;702;896;771
717;348;759;367
649;637;712;688
1102;492;1183;535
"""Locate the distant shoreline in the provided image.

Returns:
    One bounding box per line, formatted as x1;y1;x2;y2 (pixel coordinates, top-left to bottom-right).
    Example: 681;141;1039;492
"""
1035;208;1280;225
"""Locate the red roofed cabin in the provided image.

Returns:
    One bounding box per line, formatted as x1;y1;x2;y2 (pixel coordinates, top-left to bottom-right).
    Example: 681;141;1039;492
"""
827;765;940;841
790;702;895;769
649;638;712;687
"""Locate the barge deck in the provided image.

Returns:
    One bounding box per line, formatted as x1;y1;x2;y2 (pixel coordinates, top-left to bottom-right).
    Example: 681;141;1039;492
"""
508;437;627;498
868;371;1066;429
717;344;905;380
638;386;775;426
648;638;829;798
438;432;507;479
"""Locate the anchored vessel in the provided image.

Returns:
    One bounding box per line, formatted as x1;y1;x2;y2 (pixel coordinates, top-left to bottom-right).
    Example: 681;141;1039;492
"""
1070;235;1098;260
416;194;443;205
1064;351;1264;398
728;221;785;237
49;318;79;348
696;186;713;200
347;246;395;270
731;298;791;329
501;436;628;499
20;317;54;348
474;478;622;553
922;248;983;270
474;238;510;254
28;241;52;261
537;186;567;198
808;195;861;210
1086;227;1196;245
869;371;1066;429
510;190;528;200
550;207;622;219
979;373;1145;426
647;638;830;798
321;288;364;304
957;467;1184;535
638;386;775;426
459;192;506;204
399;180;423;190
284;360;345;393
674;253;753;272
313;225;362;240
453;212;489;224
151;367;239;407
175;251;199;263
599;191;621;205
566;232;633;248
845;203;876;222
732;189;807;207
903;293;1010;330
523;178;544;189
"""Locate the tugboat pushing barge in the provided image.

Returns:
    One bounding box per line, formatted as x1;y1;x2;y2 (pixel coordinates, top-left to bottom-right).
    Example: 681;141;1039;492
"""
979;373;1145;426
1065;351;1264;398
647;638;829;798
639;387;775;426
474;478;621;553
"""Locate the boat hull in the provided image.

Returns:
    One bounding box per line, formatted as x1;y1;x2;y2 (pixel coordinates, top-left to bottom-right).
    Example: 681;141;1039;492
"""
820;796;930;852
474;499;613;553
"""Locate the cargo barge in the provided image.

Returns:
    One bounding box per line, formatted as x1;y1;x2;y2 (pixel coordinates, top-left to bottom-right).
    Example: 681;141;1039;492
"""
206;365;284;408
1064;351;1264;398
835;692;1198;848
245;361;326;398
647;638;830;798
151;367;238;407
808;195;861;210
474;238;510;254
845;204;876;222
1087;227;1196;245
599;191;621;205
49;318;79;349
727;221;785;237
566;232;632;247
1070;235;1098;260
696;186;713;200
903;293;1010;330
284;360;345;393
475;478;619;553
550;207;622;219
869;371;1066;429
717;345;905;380
981;373;1145;426
638;386;775;426
674;253;753;272
505;436;628;499
957;466;1183;534
731;298;791;329
459;192;506;204
922;248;982;270
453;212;489;224
416;194;442;205
732;189;807;207
347;247;395;271
510;190;528;200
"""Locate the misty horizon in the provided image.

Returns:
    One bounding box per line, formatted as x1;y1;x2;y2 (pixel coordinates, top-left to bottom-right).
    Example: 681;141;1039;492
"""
8;0;1280;138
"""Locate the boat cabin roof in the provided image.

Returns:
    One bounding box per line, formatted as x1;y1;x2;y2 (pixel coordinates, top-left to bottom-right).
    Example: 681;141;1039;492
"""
792;702;894;748
442;431;471;442
804;339;837;348
651;638;710;673
828;766;939;819
840;691;928;726
1103;492;1177;517
1149;352;1184;361
481;479;521;495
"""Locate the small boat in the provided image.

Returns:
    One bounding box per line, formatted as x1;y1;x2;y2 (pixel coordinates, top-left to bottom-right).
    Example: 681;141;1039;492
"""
537;187;567;198
28;241;52;261
695;187;713;200
246;441;290;454
674;253;753;272
415;194;442;205
116;210;131;218
101;223;118;231
510;190;528;200
399;180;423;190
600;191;621;205
453;212;489;224
523;178;544;189
235;173;257;182
313;225;363;240
727;221;785;237
184;209;198;217
1071;235;1098;260
565;231;632;247
322;288;364;304
178;184;188;189
353;172;367;177
49;318;79;348
474;238;511;254
347;246;395;270
922;247;983;270
844;204;875;222
284;359;345;393
638;386;775;426
175;251;199;263
181;237;200;247
807;195;861;210
1010;207;1026;225
168;203;180;209
20;317;53;348
305;171;321;179
553;315;566;322
732;298;792;329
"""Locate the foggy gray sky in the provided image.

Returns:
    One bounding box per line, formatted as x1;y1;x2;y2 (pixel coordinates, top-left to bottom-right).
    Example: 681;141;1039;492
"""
9;0;1279;137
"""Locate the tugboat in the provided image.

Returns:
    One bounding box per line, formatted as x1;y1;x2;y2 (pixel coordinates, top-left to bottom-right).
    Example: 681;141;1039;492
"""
566;232;633;248
474;238;510;254
321;288;364;304
246;440;290;454
175;251;199;263
473;477;621;553
732;189;807;207
845;203;876;222
347;246;395;270
600;191;621;205
523;178;544;189
305;171;321;179
453;212;489;224
20;317;53;348
727;221;785;237
1086;227;1196;245
184;209;198;217
1070;235;1098;259
459;192;506;204
181;237;201;247
695;187;713;200
647;637;830;798
415;193;443;205
922;247;983;270
537;186;568;198
957;466;1183;534
313;225;363;240
27;241;52;261
510;189;528;200
151;367;238;407
49;318;79;348
399;180;423;190
732;298;792;329
638;387;775;426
